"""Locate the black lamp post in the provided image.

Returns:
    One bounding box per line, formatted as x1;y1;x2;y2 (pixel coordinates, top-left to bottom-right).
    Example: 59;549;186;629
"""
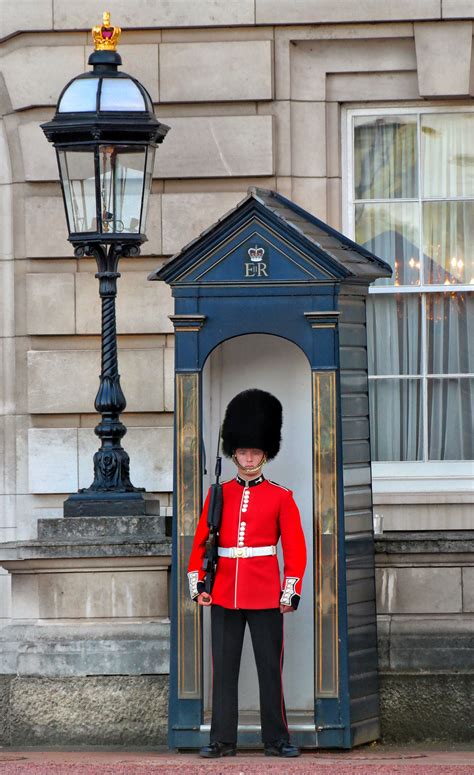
41;12;169;517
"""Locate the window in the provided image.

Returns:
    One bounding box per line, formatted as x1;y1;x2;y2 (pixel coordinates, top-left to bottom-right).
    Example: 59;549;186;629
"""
346;108;473;474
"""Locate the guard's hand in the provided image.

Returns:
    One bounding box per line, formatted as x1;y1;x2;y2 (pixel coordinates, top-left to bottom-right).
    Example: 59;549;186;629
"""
198;592;212;606
280;604;294;614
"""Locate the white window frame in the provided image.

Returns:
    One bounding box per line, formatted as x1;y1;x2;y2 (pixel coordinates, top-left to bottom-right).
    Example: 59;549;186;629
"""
343;104;474;497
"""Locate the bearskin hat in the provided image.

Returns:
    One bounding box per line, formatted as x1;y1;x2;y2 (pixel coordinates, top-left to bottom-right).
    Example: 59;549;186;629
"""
221;389;282;460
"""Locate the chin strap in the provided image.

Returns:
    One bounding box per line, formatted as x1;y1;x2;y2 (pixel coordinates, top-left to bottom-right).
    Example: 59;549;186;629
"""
232;453;267;474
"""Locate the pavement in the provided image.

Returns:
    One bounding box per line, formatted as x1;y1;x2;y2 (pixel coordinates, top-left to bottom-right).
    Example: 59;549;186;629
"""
0;745;473;775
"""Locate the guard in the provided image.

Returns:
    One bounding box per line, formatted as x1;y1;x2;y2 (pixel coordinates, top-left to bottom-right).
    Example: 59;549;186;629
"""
187;389;307;758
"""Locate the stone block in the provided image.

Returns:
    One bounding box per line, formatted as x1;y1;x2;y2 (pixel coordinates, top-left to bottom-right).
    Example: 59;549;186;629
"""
291;178;327;221
164;347;175;411
0;575;11;619
9;675;168;745
12;569;168;619
1;47;85;111
0;121;12;186
274;36;291;100
0;185;13;260
291;102;326;177
26;273;75;335
0;621;170;678
379;673;474;742
291;39;416;101
327;72;420;102
28;428;78;494
0;675;11;744
142;193;162;256
19;122;57;182
259;101;291;177
443;0;474;16
159;41;273;102
414;21;474;97
0;264;14;337
162;191;243;255
376;567;462;614
24;196;71;258
27;347;165;414
388;617;474;671
327;177;342;230
256;0;440;24
53;0;254;28
78;426;173;492
0;415;29;498
463;568;474;612
117;45;159;103
75;271;173;335
326;103;341;178
155;115;274;178
0;0;52;41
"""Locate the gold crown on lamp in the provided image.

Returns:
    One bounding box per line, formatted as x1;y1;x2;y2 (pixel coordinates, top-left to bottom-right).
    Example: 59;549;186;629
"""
92;11;121;51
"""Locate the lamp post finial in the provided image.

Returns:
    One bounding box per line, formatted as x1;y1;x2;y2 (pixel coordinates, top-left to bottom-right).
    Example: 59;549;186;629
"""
92;10;121;51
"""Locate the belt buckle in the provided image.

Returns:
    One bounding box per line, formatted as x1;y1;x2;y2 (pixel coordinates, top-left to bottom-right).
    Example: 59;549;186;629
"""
234;546;247;558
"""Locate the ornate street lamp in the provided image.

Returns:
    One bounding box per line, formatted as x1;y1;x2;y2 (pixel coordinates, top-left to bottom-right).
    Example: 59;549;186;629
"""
41;12;169;516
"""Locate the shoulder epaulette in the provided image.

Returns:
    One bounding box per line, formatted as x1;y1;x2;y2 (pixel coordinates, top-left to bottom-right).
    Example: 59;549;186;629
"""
268;480;290;492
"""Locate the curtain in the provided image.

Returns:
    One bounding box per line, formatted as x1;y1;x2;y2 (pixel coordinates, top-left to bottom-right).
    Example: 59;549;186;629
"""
422;113;474;199
367;296;422;461
354;116;417;200
427;294;474;460
356;203;419;286
354;111;473;462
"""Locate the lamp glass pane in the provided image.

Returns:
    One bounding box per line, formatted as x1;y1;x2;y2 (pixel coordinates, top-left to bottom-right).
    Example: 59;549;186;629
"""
58;150;97;233
58;78;99;113
98;145;146;234
100;79;146;111
139;146;155;233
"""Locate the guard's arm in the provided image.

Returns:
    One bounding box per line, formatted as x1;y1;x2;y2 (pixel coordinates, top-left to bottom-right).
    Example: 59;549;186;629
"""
279;490;307;610
187;489;211;600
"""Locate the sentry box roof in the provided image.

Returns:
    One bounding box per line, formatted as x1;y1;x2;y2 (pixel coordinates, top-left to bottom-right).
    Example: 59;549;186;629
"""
149;187;392;287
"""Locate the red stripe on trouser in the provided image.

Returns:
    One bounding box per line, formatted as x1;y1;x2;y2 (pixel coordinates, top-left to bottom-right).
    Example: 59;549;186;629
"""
280;629;289;733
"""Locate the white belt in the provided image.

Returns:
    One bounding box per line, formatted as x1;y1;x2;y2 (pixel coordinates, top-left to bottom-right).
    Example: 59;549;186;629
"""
218;545;276;559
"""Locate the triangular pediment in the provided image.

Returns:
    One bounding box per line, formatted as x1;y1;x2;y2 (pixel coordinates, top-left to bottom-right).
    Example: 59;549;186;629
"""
150;189;391;287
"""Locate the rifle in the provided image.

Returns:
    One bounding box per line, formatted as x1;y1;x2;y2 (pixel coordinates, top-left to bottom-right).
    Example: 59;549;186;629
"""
202;433;223;595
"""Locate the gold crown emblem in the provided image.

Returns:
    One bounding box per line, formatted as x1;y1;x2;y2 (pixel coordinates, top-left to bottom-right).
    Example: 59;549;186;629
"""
92;11;121;51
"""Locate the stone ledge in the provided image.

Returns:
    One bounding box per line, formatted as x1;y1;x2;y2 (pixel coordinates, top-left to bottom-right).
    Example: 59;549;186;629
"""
37;514;167;541
0;621;170;678
375;531;474;555
0;538;172;562
377;615;474;672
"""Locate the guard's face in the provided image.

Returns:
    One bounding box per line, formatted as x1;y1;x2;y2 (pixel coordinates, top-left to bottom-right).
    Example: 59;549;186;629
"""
234;448;265;471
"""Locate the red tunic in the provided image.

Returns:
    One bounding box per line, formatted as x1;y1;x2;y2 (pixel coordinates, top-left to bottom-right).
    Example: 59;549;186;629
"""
187;476;307;610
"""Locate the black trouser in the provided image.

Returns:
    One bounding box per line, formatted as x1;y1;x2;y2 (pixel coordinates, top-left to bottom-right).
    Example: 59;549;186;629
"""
210;605;289;745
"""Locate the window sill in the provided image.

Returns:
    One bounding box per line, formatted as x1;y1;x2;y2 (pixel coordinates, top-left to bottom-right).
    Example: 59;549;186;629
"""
372;461;474;503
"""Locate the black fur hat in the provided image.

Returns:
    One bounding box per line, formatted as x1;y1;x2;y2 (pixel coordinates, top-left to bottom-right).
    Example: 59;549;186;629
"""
221;389;282;460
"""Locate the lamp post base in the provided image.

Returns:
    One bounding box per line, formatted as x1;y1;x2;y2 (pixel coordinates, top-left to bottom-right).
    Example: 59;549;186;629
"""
63;491;157;518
